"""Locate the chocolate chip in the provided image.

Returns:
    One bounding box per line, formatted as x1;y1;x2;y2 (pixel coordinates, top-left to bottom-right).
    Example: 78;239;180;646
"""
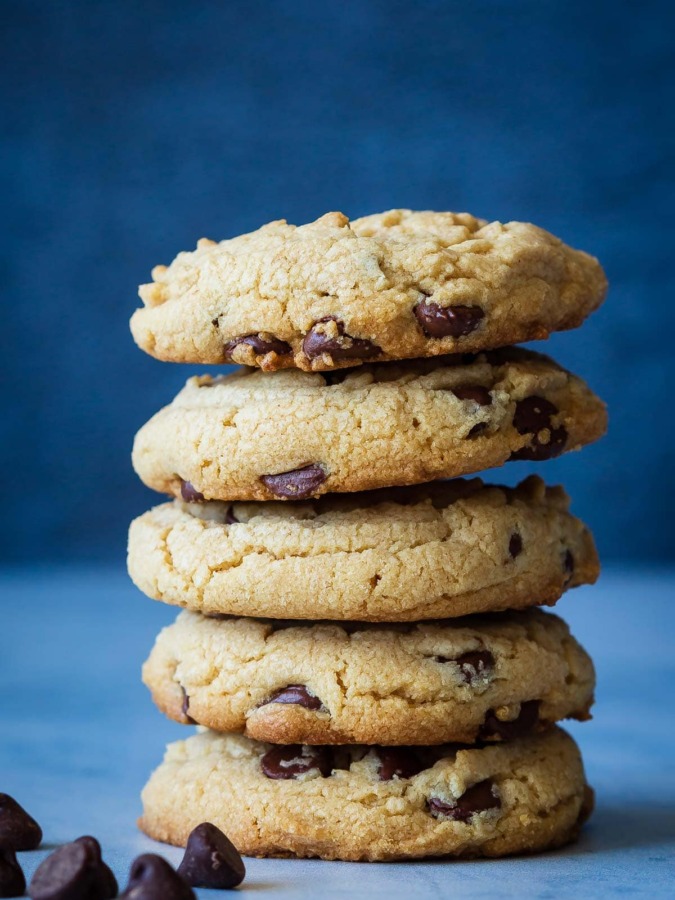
224;334;292;360
119;854;195;900
266;685;323;711
303;317;380;362
428;779;501;822
451;384;492;405
28;837;116;900
224;506;239;524
0;794;42;851
375;748;426;781
511;396;567;460
467;422;488;438
509;533;523;558
180;687;196;725
177;823;245;890
479;700;540;740
414;301;485;338
260;745;332;780
180;481;204;503
0;849;25;898
455;650;495;684
260;464;327;499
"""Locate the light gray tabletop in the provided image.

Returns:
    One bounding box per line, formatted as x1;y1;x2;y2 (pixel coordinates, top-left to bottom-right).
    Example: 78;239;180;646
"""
2;566;674;898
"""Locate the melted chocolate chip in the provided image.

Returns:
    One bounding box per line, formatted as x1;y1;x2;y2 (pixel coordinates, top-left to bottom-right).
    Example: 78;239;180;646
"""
260;464;327;499
0;848;25;898
414;302;485;338
29;837;117;900
266;685;323;710
120;854;195;900
511;426;568;460
375;748;426;781
428;779;501;821
224;334;292;360
177;823;245;890
479;700;540;740
180;481;205;503
451;384;492;405
509;533;523;558
303;317;380;362
224;506;239;524
511;396;567;460
0;793;42;851
260;745;332;780
180;687;196;725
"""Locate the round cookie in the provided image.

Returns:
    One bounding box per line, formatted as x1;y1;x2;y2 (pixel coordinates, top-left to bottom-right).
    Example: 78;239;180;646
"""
143;608;594;745
131;209;607;370
131;348;607;502
140;727;593;861
128;475;599;621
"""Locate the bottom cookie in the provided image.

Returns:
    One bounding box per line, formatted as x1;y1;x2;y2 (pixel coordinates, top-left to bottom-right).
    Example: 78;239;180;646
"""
140;727;592;861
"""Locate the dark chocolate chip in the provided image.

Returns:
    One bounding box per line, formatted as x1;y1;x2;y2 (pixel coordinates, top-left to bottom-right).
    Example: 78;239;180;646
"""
260;464;327;499
511;396;567;460
224;333;292;360
0;848;25;899
414;302;485;338
467;422;488;438
28;837;116;900
428;779;501;822
180;687;196;725
455;650;495;684
260;745;332;780
510;425;567;461
73;837;117;898
375;748;426;781
120;854;195;900
177;823;245;890
303;317;380;362
0;794;42;851
564;550;575;573
180;481;205;503
509;533;523;558
479;700;540;740
266;685;323;711
224;506;239;524
451;384;492;405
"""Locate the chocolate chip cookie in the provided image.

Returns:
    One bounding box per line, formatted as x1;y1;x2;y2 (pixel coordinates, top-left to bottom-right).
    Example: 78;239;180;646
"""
131;349;607;502
143;608;594;745
131;210;606;370
139;727;593;861
128;475;598;621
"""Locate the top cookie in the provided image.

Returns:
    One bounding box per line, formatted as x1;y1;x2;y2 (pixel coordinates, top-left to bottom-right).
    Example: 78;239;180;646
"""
131;209;607;370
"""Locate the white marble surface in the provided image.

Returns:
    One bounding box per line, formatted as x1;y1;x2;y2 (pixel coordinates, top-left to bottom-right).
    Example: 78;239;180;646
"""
2;566;675;897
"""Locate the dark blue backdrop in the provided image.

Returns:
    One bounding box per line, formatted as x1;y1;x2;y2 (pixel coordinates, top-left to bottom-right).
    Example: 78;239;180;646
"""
2;0;674;563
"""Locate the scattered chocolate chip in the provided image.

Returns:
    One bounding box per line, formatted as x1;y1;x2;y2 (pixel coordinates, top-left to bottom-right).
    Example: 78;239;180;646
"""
180;687;196;725
224;334;292;360
414;302;485;338
451;384;492;405
511;396;567;460
479;700;541;740
180;481;205;503
564;550;575;573
266;685;323;710
428;779;501;821
177;823;245;890
0;794;42;851
0;848;25;898
303;317;380;362
211;317;220;328
28;836;116;900
224;506;239;524
375;748;426;781
509;533;523;558
260;745;332;780
120;854;195;900
260;464;327;499
467;422;488;438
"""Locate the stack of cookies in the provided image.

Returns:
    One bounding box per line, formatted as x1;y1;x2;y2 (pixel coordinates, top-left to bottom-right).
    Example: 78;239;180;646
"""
128;209;607;862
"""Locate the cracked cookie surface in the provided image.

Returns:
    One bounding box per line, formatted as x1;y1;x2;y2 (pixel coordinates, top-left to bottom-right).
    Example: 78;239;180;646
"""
128;475;599;621
131;348;607;502
131;209;607;370
140;727;592;861
143;608;594;745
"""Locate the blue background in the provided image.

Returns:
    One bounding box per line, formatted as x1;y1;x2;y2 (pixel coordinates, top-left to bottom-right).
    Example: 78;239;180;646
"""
2;0;674;564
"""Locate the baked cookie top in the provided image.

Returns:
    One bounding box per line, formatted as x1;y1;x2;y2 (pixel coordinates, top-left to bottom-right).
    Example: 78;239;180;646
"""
131;348;607;502
143;608;594;746
128;475;599;621
131;209;607;370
